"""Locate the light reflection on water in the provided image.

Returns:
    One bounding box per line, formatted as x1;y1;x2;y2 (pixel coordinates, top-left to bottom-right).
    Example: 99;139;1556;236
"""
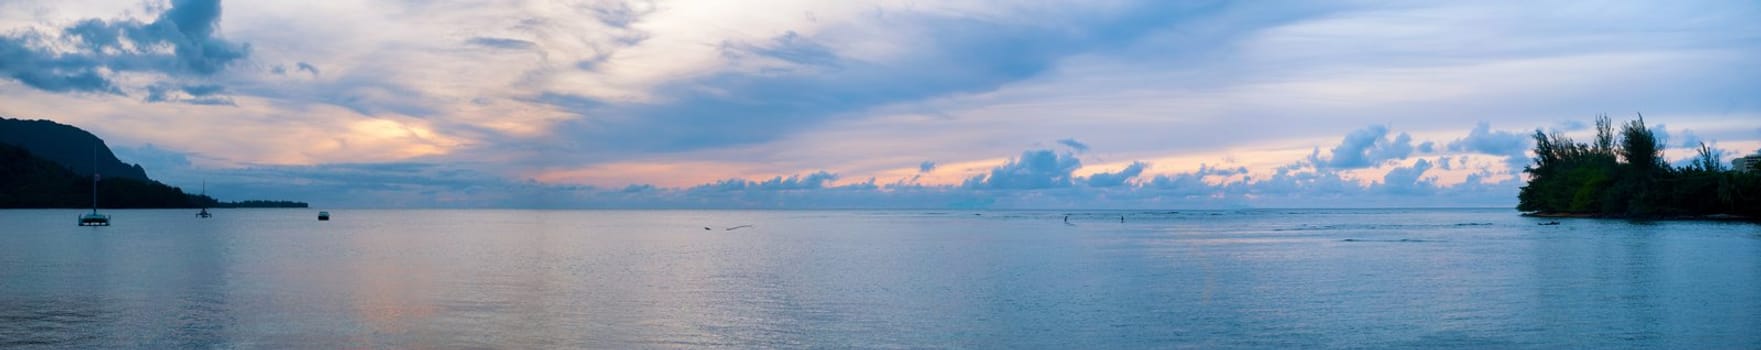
1;208;1758;348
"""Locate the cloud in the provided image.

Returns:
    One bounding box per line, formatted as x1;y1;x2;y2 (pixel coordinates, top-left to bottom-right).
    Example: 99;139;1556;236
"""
1553;120;1588;132
15;1;1755;209
1085;161;1146;187
963;149;1081;190
690;171;839;192
295;62;319;76
145;82;235;106
1447;122;1530;173
918;161;936;173
109;143;192;180
1675;129;1704;150
104;146;541;207
1245;167;1364;198
1057;138;1090;153
0;0;250;95
1308;125;1414;169
720;31;839;68
1142;163;1246;197
467;37;538;50
1649;123;1671;148
581;0;653;29
547;2;1255;155
130;141;1517;209
1379;158;1437;195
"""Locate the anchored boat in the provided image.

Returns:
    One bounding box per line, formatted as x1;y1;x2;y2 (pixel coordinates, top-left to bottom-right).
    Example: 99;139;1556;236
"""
78;145;109;226
196;181;212;218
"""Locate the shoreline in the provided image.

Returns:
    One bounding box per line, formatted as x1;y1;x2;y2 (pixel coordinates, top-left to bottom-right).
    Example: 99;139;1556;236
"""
1522;212;1757;222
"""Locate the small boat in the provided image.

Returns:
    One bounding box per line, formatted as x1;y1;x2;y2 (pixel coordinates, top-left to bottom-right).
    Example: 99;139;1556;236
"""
1538;221;1560;226
77;145;110;226
79;212;110;226
196;181;212;218
318;211;330;221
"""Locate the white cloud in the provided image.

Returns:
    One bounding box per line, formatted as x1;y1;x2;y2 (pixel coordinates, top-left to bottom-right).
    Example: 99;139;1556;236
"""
4;0;1759;208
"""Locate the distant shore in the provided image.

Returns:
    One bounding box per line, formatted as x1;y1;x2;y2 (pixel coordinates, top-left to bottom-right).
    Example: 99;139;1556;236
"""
1522;212;1756;222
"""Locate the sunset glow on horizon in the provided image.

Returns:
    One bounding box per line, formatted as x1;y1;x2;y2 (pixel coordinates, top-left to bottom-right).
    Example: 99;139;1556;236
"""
3;0;1758;208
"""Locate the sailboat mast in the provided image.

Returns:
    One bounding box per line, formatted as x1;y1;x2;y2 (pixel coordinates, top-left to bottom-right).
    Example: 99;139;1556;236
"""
91;144;98;215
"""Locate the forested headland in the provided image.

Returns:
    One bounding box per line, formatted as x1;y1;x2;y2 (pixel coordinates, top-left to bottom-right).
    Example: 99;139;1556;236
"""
1518;115;1761;219
1;117;308;209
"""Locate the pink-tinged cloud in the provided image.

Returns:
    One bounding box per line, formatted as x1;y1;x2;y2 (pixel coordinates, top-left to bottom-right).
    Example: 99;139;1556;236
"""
3;0;1759;207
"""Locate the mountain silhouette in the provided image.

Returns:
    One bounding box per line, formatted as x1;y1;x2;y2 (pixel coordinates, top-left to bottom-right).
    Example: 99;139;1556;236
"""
0;116;307;209
0;117;151;181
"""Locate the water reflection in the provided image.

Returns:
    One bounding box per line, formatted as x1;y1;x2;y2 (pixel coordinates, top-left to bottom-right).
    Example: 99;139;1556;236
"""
0;209;1757;348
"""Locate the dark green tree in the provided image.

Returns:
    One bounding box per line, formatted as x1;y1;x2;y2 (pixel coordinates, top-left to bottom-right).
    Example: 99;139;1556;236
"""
1519;113;1760;219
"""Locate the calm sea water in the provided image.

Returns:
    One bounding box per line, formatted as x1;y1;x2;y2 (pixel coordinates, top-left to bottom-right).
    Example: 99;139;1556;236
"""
2;208;1758;349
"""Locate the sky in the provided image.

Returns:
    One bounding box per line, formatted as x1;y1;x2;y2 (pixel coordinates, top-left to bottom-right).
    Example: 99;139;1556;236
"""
2;0;1759;208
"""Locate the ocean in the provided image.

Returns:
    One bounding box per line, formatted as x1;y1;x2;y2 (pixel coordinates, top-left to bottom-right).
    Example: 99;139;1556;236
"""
2;208;1758;348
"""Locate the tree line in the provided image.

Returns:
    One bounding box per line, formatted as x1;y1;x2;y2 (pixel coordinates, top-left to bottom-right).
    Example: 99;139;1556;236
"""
1518;114;1761;218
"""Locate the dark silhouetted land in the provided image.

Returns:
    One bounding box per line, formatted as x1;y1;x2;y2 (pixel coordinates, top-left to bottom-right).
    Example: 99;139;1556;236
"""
0;117;307;209
1518;114;1761;219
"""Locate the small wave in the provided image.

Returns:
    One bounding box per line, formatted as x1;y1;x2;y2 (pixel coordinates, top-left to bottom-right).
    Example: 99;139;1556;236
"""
1276;222;1496;232
1341;238;1435;243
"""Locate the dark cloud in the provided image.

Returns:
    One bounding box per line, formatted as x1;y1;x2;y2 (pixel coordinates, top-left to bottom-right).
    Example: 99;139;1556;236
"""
721;31;839;68
181;97;237;106
467;37;538;50
0;0;250;95
918;161;936;173
579;0;653;28
963;150;1082;190
1057;138;1090;153
1085;161;1146;187
531;92;603;112
181;84;225;96
1553;119;1588;132
574;53;612;71
1447;122;1530;173
1417;141;1435;153
1308;125;1414;169
0;38;124;94
296;62;320;76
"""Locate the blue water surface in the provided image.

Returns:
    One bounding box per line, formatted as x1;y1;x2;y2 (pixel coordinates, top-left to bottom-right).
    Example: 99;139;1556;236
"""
2;208;1758;348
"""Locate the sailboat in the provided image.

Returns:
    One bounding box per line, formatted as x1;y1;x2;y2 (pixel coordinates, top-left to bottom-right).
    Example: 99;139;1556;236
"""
78;145;110;226
196;181;212;218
